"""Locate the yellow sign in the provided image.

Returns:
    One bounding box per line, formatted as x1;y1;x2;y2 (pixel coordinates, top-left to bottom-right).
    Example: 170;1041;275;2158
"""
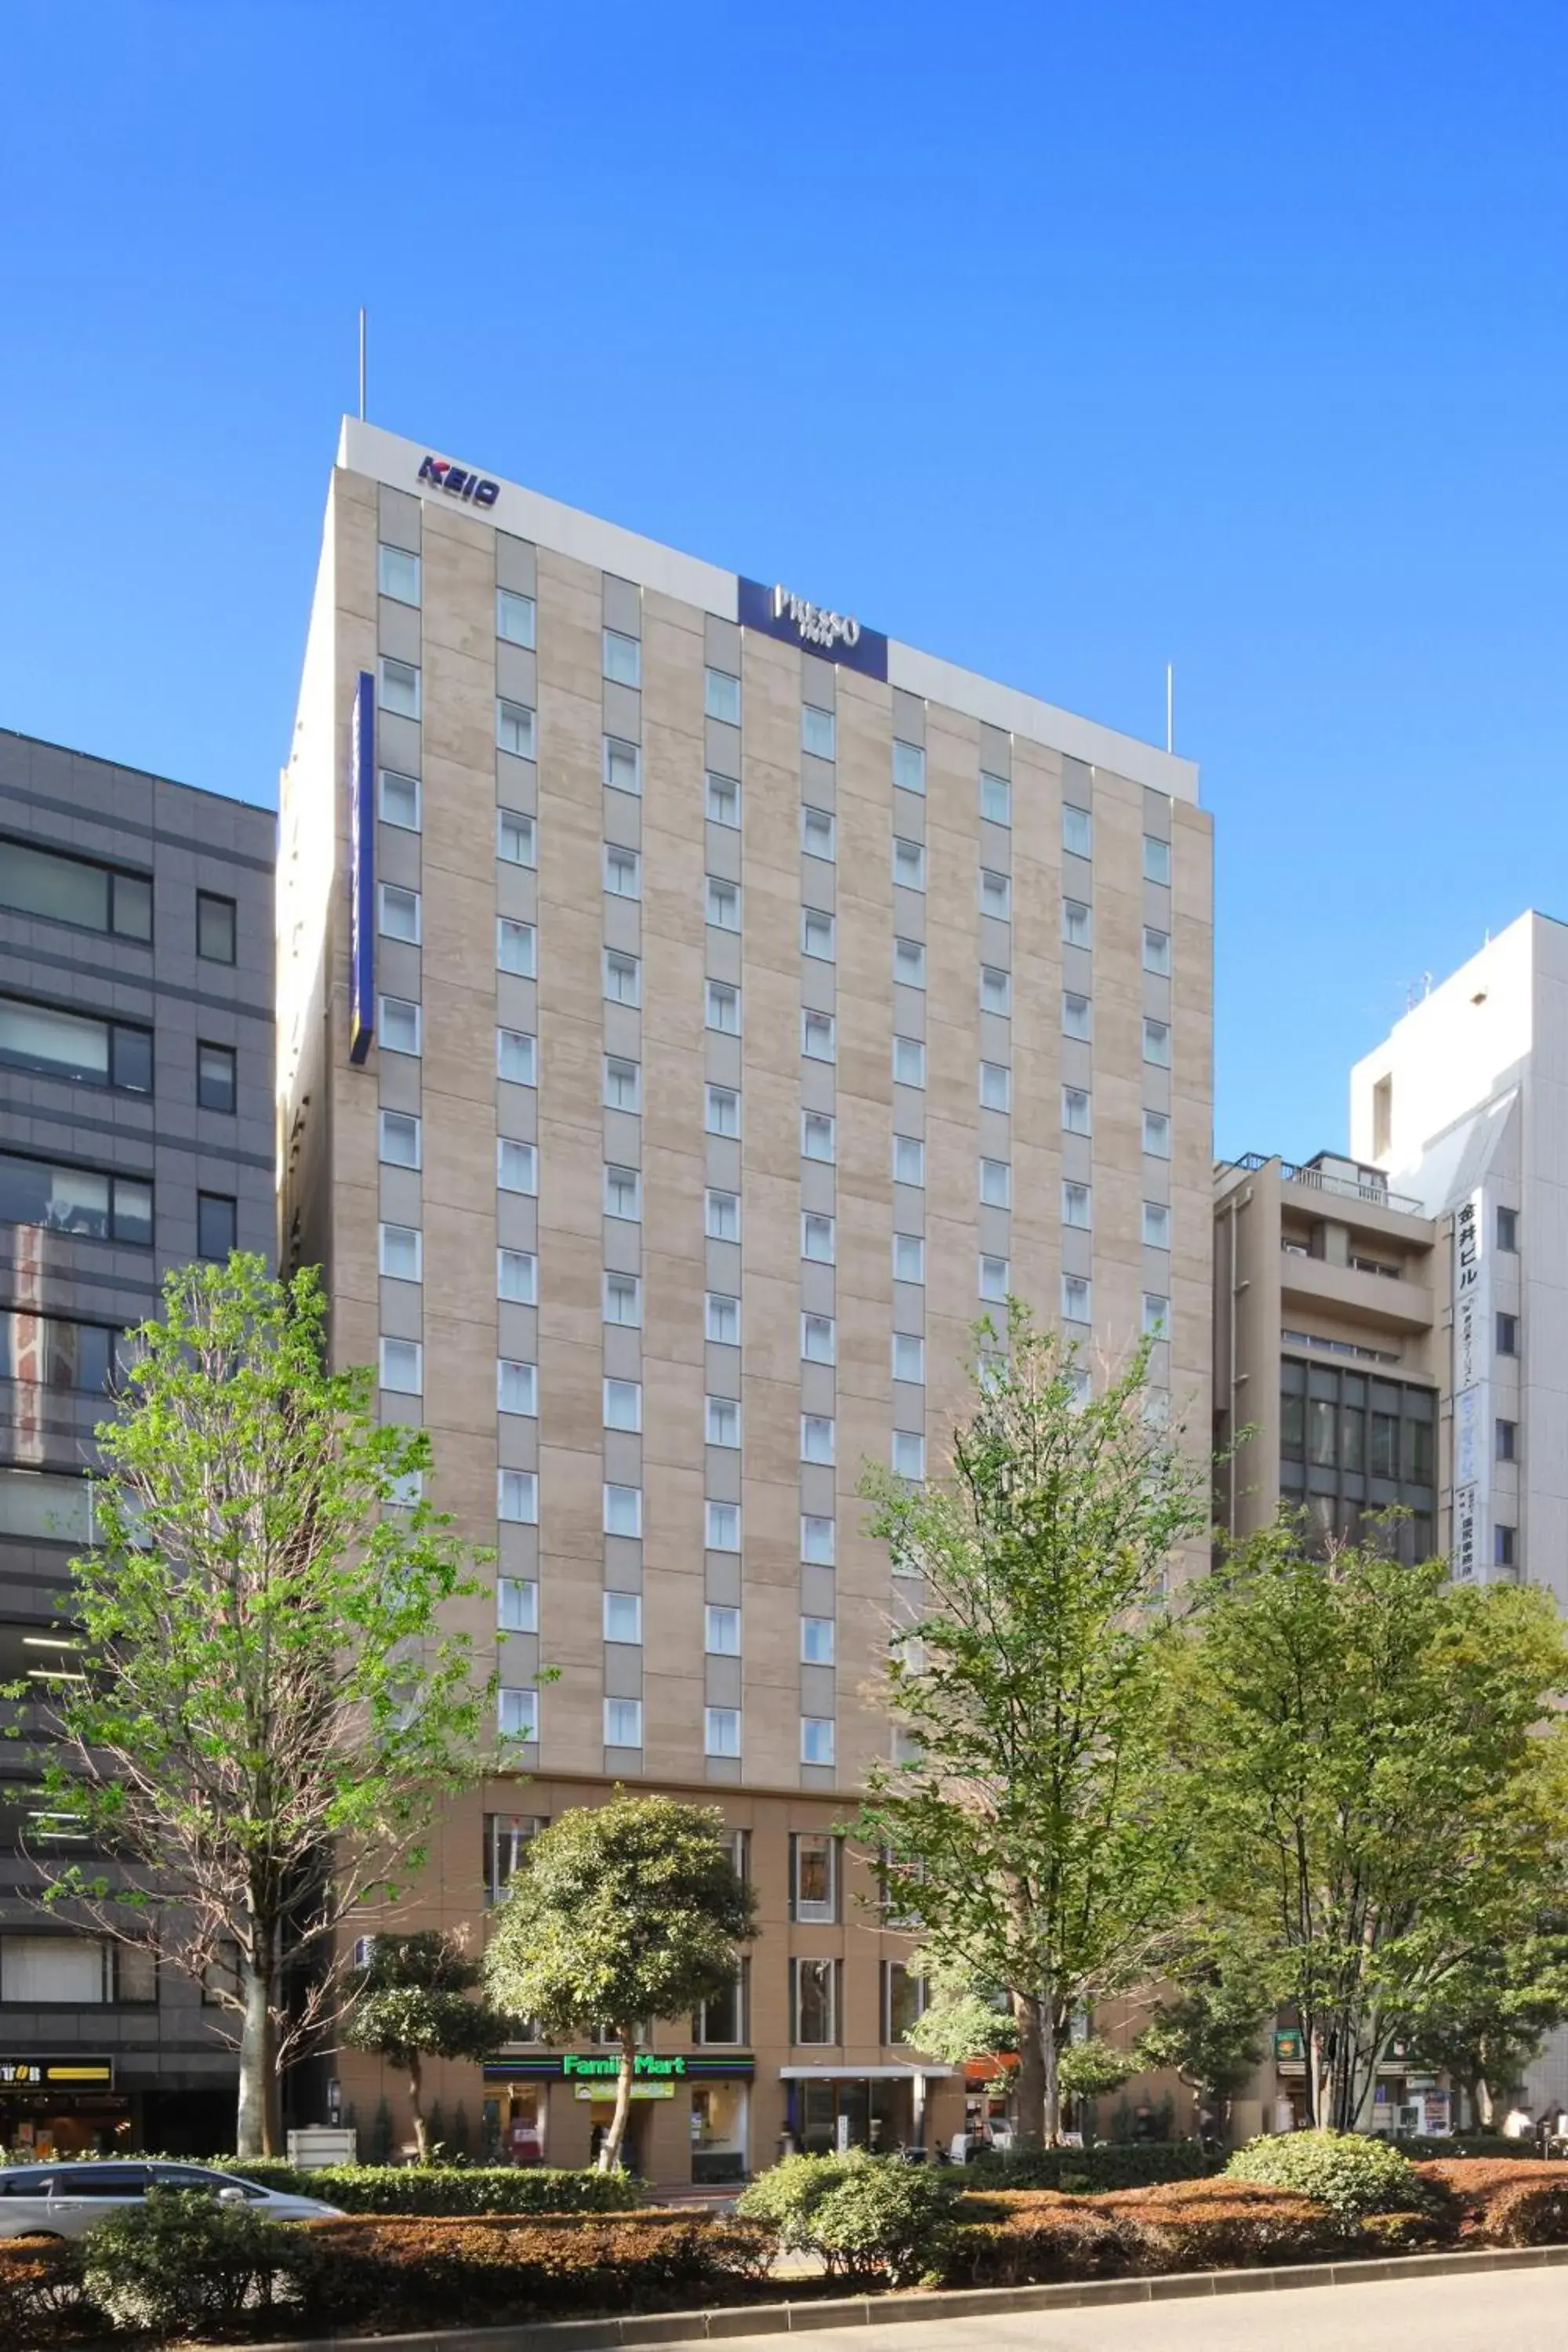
572;2081;675;2102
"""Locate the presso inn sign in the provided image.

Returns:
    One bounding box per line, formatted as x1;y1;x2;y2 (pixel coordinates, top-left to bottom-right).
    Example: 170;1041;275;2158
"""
738;577;888;680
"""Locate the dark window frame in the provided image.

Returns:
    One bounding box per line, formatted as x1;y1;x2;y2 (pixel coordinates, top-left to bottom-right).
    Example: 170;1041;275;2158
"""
0;991;153;1095
196;891;237;965
0;1147;153;1245
197;1192;238;1263
0;834;153;943
196;1040;238;1114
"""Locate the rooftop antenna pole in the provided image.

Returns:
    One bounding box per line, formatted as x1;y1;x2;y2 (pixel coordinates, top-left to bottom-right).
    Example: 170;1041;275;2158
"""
358;307;367;423
1165;663;1174;755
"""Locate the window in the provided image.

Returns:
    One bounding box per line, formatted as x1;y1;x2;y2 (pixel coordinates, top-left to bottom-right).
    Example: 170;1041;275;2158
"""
1062;1178;1091;1228
379;657;420;717
603;627;641;686
802;703;836;760
706;1395;741;1447
0;1314;118;1394
1062;898;1092;949
894;740;926;794
379;1222;422;1280
801;1414;835;1464
1497;1312;1519;1355
703;980;741;1036
498;1577;538;1634
895;937;926;987
377;541;420;604
499;1469;538;1524
801;1212;836;1263
979;1061;1011;1112
802;805;836;858
604;1377;642;1431
1143;833;1172;884
980;869;1011;920
1143;1017;1171;1067
801;1717;837;1767
603;949;641;1007
604;1590;642;1644
706;1291;739;1344
604;1056;641;1112
979;1157;1011;1208
793;1955;838;2042
980;966;1011;1016
1143;926;1171;975
1058;993;1091;1047
0;1935;117;2005
706;1606;741;1656
604;1273;642;1327
604;1163;640;1220
1062;1086;1091;1135
893;1232;925;1283
1143;1109;1171;1158
801;1514;836;1565
1062;804;1091;858
893;1430;926;1479
705;667;741;724
894;837;925;889
705;1707;742;1758
498;1359;537;1416
706;771;740;826
1143;1200;1171;1248
498;1138;537;1195
196;1193;236;1262
892;1036;925;1087
380;996;421;1055
0;998;152;1093
1062;1273;1091;1323
1142;1292;1171;1338
498;1027;536;1086
802;1111;835;1162
497;918;536;976
0;839;152;940
967;761;1014;826
604;1483;643;1538
378;883;420;944
707;1084;740;1138
496;587;535;647
979;1254;1010;1301
802;1312;836;1363
191;892;238;971
1371;1072;1394;1157
498;1248;537;1304
706;1189;739;1242
378;767;420;829
604;844;641;898
792;1833;839;1922
706;1500;740;1550
605;1697;644;1748
379;1337;423;1395
893;1135;925;1186
802;908;835;960
498;1687;539;1742
1497;1207;1519;1251
603;736;641;794
1497;1417;1518;1461
802;1010;835;1061
497;699;536;758
0;1152;151;1245
892;1333;925;1383
706;877;741;931
884;1962;928;2044
196;1042;236;1112
801;1616;836;1664
1495;1523;1517;1570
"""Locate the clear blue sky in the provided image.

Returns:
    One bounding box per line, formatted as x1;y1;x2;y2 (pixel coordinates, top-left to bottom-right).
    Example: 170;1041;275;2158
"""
4;2;1563;1160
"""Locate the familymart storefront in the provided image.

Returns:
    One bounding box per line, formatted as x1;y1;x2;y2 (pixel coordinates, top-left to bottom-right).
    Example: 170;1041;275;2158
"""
483;2051;754;2183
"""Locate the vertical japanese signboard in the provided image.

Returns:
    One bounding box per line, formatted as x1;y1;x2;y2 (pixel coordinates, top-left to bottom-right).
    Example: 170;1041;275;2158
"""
1451;1189;1489;1577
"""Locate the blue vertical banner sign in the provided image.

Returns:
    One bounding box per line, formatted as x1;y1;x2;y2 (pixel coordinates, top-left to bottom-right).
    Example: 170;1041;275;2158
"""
348;670;376;1065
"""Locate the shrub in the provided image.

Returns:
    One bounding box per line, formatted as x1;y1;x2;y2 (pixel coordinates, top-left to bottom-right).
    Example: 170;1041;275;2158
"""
79;2190;320;2336
739;2152;956;2285
735;2151;848;2249
0;2238;88;2352
207;2157;640;2213
1418;2157;1568;2246
960;2141;1218;2192
1225;2129;1423;2216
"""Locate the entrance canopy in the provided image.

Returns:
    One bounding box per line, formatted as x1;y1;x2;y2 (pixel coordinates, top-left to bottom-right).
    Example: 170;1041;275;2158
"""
779;2065;953;2079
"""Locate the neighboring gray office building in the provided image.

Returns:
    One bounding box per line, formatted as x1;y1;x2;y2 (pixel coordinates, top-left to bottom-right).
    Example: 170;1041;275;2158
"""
0;729;275;2157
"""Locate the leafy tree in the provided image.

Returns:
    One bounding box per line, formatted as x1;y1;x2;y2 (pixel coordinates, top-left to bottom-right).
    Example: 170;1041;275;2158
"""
1135;1939;1274;2134
484;1792;757;2172
1403;1911;1568;2126
13;1256;490;2155
1171;1518;1568;2130
857;1306;1207;2144
901;1962;1018;2067
342;1929;512;2162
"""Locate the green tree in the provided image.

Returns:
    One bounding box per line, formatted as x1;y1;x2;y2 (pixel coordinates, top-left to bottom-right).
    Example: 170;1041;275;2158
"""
484;1792;757;2172
857;1306;1207;2144
1135;1938;1274;2135
342;1929;512;2162
1403;1911;1568;2126
14;1256;489;2155
1171;1518;1568;2130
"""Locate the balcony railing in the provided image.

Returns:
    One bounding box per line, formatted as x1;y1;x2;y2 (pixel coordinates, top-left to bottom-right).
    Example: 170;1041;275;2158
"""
1221;1152;1423;1217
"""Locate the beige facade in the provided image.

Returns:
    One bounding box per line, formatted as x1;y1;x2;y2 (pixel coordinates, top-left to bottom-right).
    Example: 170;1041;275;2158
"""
278;420;1213;2176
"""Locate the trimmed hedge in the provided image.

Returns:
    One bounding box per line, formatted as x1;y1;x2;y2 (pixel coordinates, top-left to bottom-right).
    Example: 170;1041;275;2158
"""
1421;2157;1568;2245
210;2157;641;2212
737;2153;958;2285
958;2140;1219;2192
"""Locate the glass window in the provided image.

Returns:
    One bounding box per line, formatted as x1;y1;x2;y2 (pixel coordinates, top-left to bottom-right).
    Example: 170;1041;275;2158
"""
378;543;420;604
604;1056;641;1112
800;1717;837;1767
893;1135;925;1186
1143;1017;1171;1067
980;869;1011;920
801;1414;835;1464
801;1514;836;1564
793;1833;838;1922
498;1577;538;1634
1497;1206;1519;1251
801;1312;836;1364
706;771;740;826
706;877;741;930
1062;1178;1091;1227
0;1315;115;1394
497;1138;537;1195
893;1036;925;1087
1062;1085;1092;1134
198;1194;236;1262
1062;1273;1091;1323
706;1500;740;1551
604;1273;642;1327
802;1010;835;1061
604;1590;642;1644
894;740;926;793
979;1254;1010;1301
379;996;420;1055
497;917;535;975
1280;1387;1306;1460
604;1697;644;1748
979;1156;1011;1208
603;628;641;686
707;981;741;1034
707;1084;740;1138
499;1686;539;1741
1062;991;1091;1040
1497;1311;1519;1354
802;805;836;858
893;837;925;890
196;1042;236;1112
379;657;420;717
1369;1410;1399;1479
892;1333;924;1383
1142;1293;1171;1340
498;1027;536;1086
498;1248;537;1304
1062;804;1091;858
0;839;151;939
1142;1200;1171;1247
1143;1109;1171;1158
379;1221;422;1280
980;1061;1011;1111
706;1395;741;1447
197;891;237;964
603;736;641;794
706;1291;739;1344
604;844;640;898
1062;898;1092;949
706;1606;742;1656
704;1707;742;1758
793;1955;837;2041
1143;926;1171;975
801;1212;835;1263
1143;833;1172;884
379;1337;423;1395
379;768;420;829
704;668;741;724
802;704;836;760
1495;1524;1517;1570
981;966;1011;1016
496;588;535;647
497;699;536;758
604;949;641;1007
802;908;835;960
379;884;419;944
604;1377;641;1431
1497;1417;1518;1462
802;1110;836;1162
893;1429;925;1479
706;1188;739;1242
801;1617;836;1664
980;771;1011;824
498;1359;537;1416
604;1163;640;1220
604;1483;643;1537
895;937;926;986
893;1232;924;1283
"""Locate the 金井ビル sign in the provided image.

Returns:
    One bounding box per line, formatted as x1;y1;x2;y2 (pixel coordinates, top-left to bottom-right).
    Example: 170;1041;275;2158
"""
738;579;887;681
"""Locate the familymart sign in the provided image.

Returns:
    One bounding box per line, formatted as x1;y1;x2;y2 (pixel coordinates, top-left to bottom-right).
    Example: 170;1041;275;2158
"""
484;2050;753;2087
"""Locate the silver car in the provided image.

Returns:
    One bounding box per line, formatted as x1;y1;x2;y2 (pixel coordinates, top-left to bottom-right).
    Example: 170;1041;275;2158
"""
0;2159;343;2238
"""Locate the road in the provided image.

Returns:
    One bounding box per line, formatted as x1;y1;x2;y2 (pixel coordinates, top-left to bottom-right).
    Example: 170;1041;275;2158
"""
676;2267;1564;2351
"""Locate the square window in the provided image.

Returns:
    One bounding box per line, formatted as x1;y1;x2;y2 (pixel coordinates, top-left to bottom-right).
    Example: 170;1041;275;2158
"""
498;1027;536;1086
498;1358;537;1415
706;1606;742;1656
379;1221;422;1280
1143;926;1171;976
706;1188;739;1242
802;805;836;858
1062;991;1091;1041
1143;1109;1172;1158
707;1083;741;1138
497;699;536;758
801;1514;836;1564
980;869;1011;920
497;1138;537;1195
499;1469;538;1524
498;1577;538;1634
604;1272;642;1327
802;908;835;960
979;1254;1010;1302
1142;1200;1171;1248
1497;1206;1519;1251
197;1040;236;1112
603;735;641;794
1143;833;1172;884
1142;1293;1170;1338
707;981;741;1034
892;1135;925;1187
603;627;641;687
893;1232;925;1283
802;704;836;760
705;1704;742;1755
604;1377;642;1431
604;845;641;898
979;1156;1011;1208
706;1499;741;1551
801;1110;836;1162
1062;803;1092;858
1143;1017;1171;1067
706;1395;741;1447
801;1616;836;1664
497;918;536;976
1495;1523;1517;1570
979;1061;1011;1112
379;996;420;1055
378;543;421;604
706;877;741;930
705;667;741;724
706;771;740;826
604;1589;642;1643
1497;1311;1519;1355
802;1211;836;1264
605;1697;644;1748
893;1036;925;1087
604;1056;641;1112
379;883;420;942
499;1686;539;1741
195;1192;236;1261
604;1483;643;1537
604;1163;641;1220
1062;1086;1091;1134
499;1248;537;1304
1497;1417;1518;1461
379;656;420;717
801;1414;835;1465
1062;898;1092;949
802;1010;836;1061
981;966;1011;1016
379;768;420;829
892;1332;925;1383
800;1717;837;1767
604;949;641;1006
706;1291;740;1344
894;837;926;890
1062;1179;1091;1228
802;1312;836;1364
1062;1273;1091;1323
895;936;926;986
894;739;926;794
496;587;535;647
379;1110;421;1168
892;1429;926;1479
980;770;1011;823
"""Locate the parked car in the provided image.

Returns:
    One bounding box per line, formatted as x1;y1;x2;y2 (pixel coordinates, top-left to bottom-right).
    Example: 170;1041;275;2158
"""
0;2159;342;2239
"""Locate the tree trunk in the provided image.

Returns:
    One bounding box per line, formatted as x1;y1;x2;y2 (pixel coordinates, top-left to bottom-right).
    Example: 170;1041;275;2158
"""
408;2051;428;2165
1476;2076;1495;2129
1042;1988;1062;2147
601;2024;637;2173
1011;1991;1047;2147
237;1961;278;2158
